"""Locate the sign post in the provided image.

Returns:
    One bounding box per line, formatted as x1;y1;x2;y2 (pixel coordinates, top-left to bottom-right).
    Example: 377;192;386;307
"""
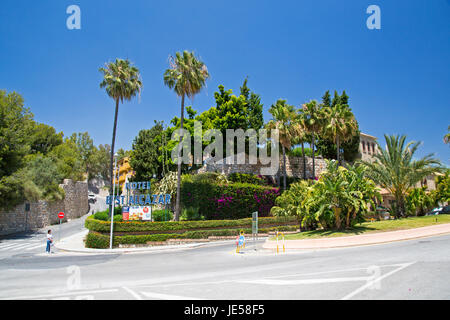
58;211;64;242
252;211;258;250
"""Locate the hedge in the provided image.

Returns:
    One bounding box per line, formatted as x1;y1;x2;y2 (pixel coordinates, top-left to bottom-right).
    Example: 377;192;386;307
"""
181;181;281;219
85;215;297;233
85;225;298;249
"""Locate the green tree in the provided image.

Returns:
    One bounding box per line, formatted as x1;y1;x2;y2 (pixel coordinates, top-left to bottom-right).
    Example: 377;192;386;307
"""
316;91;360;163
29;122;63;155
49;138;84;181
362;135;442;218
302;100;325;178
69;132;96;182
164;50;209;221
405;186;434;216
266;99;297;190
322;103;358;165
239;78;264;130
130;121;165;181
0;90;33;178
99;58;142;199
444;125;450;145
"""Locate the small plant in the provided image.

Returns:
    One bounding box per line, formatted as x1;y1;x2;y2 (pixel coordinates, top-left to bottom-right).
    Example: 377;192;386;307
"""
181;206;204;221
152;209;174;222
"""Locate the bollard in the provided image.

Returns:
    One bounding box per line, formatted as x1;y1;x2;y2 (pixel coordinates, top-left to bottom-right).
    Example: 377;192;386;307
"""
276;231;279;254
282;232;285;253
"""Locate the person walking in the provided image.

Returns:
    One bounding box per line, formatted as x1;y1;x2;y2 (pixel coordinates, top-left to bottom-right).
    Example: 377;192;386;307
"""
46;229;53;254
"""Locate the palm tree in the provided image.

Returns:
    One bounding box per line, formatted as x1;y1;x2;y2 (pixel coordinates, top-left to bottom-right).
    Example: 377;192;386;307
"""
292;110;309;180
164;51;209;221
99;58;142;202
362;134;442;218
322;103;358;166
302;100;325;179
444;125;450;145
266;99;297;190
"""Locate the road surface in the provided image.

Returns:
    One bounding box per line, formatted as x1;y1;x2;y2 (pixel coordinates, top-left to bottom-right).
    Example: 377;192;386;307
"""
0;221;449;300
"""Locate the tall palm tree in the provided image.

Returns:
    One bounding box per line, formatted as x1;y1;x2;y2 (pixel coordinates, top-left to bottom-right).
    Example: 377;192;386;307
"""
164;51;209;221
266;99;297;190
323;103;358;166
362;134;442;218
444;125;450;145
302;100;325;179
292;110;309;180
99;59;142;203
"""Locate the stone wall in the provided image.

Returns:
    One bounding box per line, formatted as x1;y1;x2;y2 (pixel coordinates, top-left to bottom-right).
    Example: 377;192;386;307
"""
0;179;88;236
198;156;327;179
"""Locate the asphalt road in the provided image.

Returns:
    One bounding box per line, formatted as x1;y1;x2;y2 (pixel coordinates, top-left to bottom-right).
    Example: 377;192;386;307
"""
0;220;449;300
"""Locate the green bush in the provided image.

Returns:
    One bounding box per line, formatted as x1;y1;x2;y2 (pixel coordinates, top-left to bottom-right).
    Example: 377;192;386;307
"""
152;209;173;222
93;211;109;221
181;207;204;221
85;215;297;233
181;181;280;220
228;173;265;185
84;224;298;248
93;206;122;221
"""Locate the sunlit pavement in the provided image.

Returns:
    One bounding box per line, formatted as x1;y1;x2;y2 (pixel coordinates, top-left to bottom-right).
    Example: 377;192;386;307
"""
1;233;450;300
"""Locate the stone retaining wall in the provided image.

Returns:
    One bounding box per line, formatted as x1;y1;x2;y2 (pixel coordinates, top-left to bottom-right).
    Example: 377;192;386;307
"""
0;179;88;236
198;155;327;179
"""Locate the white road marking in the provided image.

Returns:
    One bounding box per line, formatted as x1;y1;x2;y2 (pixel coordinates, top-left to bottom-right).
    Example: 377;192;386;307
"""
122;287;143;300
341;262;416;300
4;289;119;300
24;244;46;251
11;243;39;251
140;291;202;300
239;276;372;285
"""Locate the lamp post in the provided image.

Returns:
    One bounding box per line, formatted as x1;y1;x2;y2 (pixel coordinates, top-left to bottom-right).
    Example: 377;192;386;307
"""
109;153;118;250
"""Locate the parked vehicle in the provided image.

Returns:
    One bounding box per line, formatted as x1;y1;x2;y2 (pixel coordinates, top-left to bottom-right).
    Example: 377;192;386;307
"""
441;205;450;214
425;207;443;216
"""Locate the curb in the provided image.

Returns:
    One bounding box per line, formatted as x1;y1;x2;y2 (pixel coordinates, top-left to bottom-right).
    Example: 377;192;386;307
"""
262;224;450;250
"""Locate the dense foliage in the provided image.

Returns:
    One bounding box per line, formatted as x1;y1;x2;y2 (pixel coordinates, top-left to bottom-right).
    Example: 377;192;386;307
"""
181;178;280;220
271;160;380;230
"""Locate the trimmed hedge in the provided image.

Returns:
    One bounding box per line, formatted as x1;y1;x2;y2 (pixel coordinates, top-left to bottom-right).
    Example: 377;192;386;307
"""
181;181;281;219
85;215;297;233
85;225;298;249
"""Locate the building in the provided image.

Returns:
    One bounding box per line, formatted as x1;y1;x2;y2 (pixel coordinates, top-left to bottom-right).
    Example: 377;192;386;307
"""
113;156;135;194
358;133;442;211
358;132;379;162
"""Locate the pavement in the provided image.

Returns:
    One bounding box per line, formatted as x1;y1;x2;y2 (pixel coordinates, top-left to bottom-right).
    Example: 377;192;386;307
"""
263;223;450;250
1;233;450;300
54;229;237;254
2;215;450;300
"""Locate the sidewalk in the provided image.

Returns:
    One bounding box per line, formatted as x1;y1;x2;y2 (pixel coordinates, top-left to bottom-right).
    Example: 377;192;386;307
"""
54;230;237;254
262;223;450;250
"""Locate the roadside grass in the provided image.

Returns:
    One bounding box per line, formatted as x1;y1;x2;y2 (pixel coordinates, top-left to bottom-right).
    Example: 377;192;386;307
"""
279;215;450;240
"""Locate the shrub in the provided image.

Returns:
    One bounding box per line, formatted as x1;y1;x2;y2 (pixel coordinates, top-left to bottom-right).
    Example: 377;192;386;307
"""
93;211;109;221
228;173;265;185
181;181;280;220
181;207;204;221
152;209;173;222
85;215;297;233
84;224;299;248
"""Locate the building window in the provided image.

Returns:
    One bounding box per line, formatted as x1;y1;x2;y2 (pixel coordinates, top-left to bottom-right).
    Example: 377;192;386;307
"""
362;141;366;153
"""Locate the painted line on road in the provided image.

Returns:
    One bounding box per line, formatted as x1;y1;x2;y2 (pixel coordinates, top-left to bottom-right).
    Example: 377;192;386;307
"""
239;276;372;285
140;290;202;300
341;261;416;300
122;287;143;300
24;244;47;251
3;289;119;300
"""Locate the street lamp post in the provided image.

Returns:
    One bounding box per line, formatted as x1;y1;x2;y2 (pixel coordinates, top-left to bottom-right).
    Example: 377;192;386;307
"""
109;153;118;250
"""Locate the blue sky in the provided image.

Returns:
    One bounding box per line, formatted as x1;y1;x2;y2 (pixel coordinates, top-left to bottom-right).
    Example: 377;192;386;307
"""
0;0;449;164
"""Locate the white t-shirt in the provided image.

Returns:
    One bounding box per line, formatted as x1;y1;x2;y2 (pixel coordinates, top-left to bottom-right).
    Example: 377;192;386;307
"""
47;234;53;241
